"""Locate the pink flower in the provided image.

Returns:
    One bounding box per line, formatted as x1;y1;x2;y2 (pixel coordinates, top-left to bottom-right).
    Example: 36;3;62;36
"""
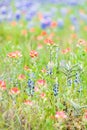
24;65;30;71
78;39;86;46
40;93;46;99
37;35;43;40
29;28;35;33
41;68;46;73
21;29;28;36
44;38;54;45
55;111;67;119
0;80;6;90
37;79;46;86
84;111;87;119
62;48;71;54
7;52;17;58
11;21;17;26
37;44;43;49
15;51;22;57
24;100;33;106
18;74;26;80
35;86;39;92
7;51;22;58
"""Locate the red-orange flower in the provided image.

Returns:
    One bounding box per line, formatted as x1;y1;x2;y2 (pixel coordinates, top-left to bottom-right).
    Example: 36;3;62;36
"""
44;38;54;45
11;21;17;26
37;79;46;86
37;35;43;40
51;21;57;28
38;12;43;20
41;68;46;73
50;115;55;120
62;48;71;54
40;93;46;99
10;87;20;95
7;51;22;58
21;30;28;36
41;31;47;36
84;48;87;52
71;33;77;39
84;26;87;31
7;52;16;58
30;50;38;58
0;80;6;90
24;65;30;71
30;28;35;32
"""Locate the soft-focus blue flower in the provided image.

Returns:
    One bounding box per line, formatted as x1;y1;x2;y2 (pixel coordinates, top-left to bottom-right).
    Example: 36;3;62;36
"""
41;18;51;29
60;8;68;17
1;6;7;14
58;18;64;28
15;10;21;20
29;72;35;79
70;15;79;32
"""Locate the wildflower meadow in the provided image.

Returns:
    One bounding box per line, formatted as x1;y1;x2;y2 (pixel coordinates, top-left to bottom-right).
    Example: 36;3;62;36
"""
0;0;87;129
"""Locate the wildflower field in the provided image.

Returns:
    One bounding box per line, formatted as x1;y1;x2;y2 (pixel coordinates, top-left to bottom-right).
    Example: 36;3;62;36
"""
0;0;87;129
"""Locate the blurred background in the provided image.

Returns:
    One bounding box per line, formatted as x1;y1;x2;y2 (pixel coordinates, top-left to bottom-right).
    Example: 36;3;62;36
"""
0;0;87;41
0;0;87;24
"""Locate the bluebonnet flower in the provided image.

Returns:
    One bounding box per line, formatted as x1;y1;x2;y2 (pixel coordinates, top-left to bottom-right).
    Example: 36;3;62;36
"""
43;12;52;19
67;78;72;87
27;79;35;96
15;10;21;20
46;66;53;75
26;72;35;96
29;72;35;79
74;72;80;85
46;62;54;75
41;18;51;29
53;79;59;96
